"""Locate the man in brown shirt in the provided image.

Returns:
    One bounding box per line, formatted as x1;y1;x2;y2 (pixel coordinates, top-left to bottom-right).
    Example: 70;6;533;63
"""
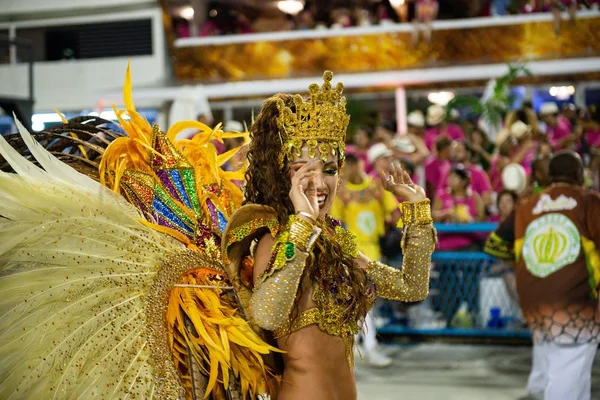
485;151;600;400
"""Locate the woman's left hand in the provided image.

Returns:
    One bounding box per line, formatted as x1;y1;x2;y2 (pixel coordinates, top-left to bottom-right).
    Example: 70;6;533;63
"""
379;163;427;202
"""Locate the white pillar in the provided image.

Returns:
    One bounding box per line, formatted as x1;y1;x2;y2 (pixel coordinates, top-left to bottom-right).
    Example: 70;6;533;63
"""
395;86;407;136
223;105;233;123
574;83;586;109
8;24;16;64
191;0;206;37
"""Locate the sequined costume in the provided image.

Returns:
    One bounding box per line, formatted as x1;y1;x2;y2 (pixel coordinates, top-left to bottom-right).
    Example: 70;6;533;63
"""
225;201;434;366
0;64;280;399
224;71;436;372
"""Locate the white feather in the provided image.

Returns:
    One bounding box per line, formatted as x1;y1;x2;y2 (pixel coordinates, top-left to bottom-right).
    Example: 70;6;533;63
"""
0;171;184;399
0;125;47;181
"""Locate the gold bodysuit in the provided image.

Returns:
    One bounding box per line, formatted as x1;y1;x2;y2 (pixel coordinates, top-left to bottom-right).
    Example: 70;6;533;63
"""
223;199;436;366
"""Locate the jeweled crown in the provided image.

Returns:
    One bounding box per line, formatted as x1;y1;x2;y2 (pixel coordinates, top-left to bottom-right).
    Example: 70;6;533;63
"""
276;70;350;166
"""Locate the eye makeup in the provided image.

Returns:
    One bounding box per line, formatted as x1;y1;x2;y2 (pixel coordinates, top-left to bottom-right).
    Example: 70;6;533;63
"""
289;160;338;174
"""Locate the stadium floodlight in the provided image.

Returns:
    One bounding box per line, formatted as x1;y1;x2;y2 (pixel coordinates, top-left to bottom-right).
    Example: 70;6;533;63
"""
277;0;304;15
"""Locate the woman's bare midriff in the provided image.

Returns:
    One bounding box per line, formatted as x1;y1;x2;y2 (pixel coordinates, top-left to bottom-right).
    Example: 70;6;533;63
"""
276;325;356;400
274;278;356;400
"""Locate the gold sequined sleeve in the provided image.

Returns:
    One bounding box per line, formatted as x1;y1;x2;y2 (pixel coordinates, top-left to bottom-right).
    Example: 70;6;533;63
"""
248;215;321;331
366;200;436;302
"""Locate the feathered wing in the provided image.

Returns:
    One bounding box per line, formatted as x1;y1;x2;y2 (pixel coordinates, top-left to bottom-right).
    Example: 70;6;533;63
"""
0;127;187;398
0;64;280;399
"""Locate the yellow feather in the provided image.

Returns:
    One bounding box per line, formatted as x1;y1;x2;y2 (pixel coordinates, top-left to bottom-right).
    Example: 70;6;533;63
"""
220;327;230;388
181;292;222;353
204;351;219;398
124;61;135;113
166;120;213;144
137;219;193;246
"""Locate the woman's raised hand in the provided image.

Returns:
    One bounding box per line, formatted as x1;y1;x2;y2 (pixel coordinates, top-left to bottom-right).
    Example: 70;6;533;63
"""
378;163;427;203
289;160;320;221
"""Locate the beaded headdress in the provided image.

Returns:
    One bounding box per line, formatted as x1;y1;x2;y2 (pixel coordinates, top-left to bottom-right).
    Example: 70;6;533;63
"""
276;70;350;167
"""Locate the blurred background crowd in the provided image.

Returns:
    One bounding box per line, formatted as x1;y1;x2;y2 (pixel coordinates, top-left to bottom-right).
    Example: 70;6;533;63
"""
170;0;600;38
340;100;599;230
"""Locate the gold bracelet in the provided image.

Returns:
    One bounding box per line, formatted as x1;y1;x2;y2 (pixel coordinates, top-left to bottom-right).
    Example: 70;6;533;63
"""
288;215;320;252
400;199;433;226
296;211;316;224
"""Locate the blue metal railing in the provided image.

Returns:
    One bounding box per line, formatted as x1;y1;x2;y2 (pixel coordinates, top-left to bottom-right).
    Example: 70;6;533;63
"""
378;222;530;339
433;222;497;233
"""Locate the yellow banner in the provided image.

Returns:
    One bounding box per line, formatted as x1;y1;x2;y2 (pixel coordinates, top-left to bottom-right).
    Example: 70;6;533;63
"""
173;17;599;82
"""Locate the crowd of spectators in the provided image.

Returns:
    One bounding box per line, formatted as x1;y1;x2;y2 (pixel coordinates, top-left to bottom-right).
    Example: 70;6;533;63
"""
172;0;600;39
342;101;600;249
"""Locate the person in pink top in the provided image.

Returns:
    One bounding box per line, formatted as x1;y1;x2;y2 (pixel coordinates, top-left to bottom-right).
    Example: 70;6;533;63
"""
425;136;452;201
539;102;576;150
490;130;514;192
424;105;465;151
509;120;538;176
433;165;485;251
490;122;538;192
445;140;493;207
582;107;600;151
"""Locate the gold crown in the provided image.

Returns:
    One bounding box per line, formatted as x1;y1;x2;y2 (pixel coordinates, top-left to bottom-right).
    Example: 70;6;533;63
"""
276;70;350;166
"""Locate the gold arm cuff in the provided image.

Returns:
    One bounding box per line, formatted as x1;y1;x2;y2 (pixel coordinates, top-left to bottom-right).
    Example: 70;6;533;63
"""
400;199;433;226
288;215;321;252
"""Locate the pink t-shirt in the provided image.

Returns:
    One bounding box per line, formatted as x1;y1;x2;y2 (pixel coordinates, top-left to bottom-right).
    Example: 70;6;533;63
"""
436;190;480;251
425;157;451;197
424;123;465;150
439;164;492;197
518;147;536;176
585;129;600;149
547;115;573;149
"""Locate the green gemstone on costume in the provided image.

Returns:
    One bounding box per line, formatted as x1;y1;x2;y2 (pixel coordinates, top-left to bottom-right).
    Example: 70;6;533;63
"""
285;242;295;260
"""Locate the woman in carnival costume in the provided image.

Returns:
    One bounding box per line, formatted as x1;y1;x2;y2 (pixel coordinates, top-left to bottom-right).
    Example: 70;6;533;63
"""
223;70;436;398
0;67;436;399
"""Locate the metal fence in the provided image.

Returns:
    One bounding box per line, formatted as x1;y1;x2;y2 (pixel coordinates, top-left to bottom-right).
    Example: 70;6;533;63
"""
378;223;531;339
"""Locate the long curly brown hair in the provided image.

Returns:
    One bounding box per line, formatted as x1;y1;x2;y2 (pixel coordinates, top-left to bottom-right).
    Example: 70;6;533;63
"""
244;93;372;330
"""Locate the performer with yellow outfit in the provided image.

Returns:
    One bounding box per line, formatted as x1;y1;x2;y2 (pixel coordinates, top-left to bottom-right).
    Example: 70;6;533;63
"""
0;68;435;399
224;71;436;398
